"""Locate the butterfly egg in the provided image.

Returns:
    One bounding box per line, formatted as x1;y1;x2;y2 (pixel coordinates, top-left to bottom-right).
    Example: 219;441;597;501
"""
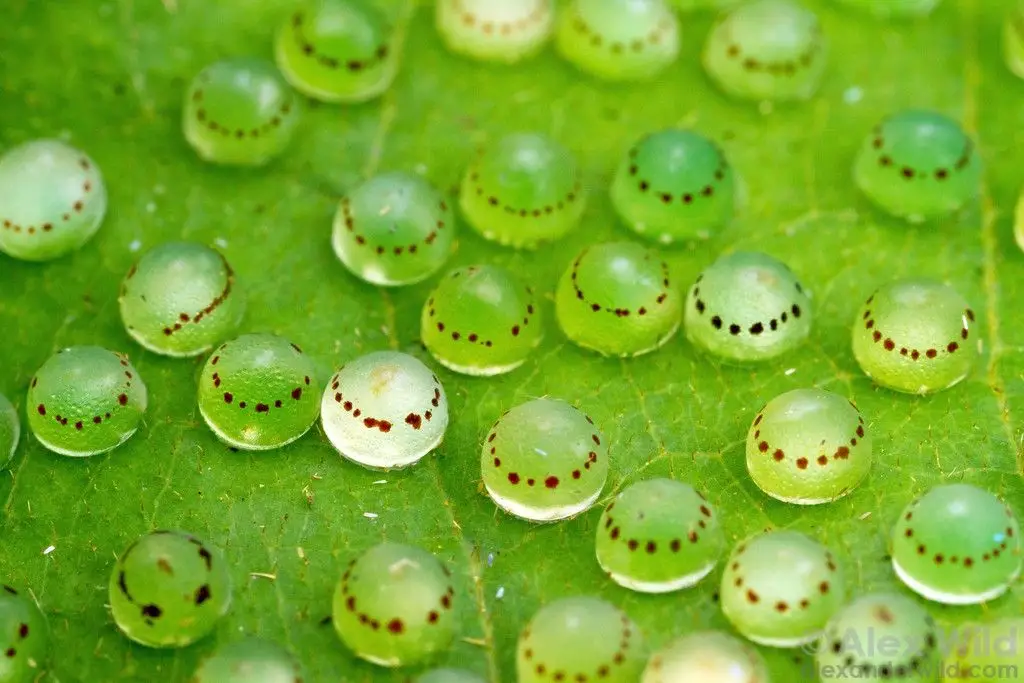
943;617;1024;679
0;393;19;468
816;593;939;682
275;0;397;103
720;530;844;648
109;530;231;648
119;242;245;358
436;0;554;63
182;58;299;167
891;484;1021;605
0;584;48;681
482;398;608;522
26;347;147;457
516;597;647;683
746;389;872;506
854;110;981;223
197;334;322;451
555;242;681;357
415;668;487;683
852;279;977;395
332;172;455;286
0;139;106;262
595;479;724;593
833;0;942;18
421;265;542;376
611;129;735;245
1006;2;1024;79
556;0;680;81
641;631;769;683
192;637;302;683
332;542;456;667
320;351;449;470
702;0;826;103
459;132;584;249
684;251;811;362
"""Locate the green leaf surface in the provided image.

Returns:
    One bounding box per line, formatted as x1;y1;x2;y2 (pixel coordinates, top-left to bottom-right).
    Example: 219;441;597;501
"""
1;0;1023;681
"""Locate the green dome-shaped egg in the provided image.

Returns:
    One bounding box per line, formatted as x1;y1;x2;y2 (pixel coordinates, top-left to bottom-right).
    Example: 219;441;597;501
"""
854;110;981;223
197;334;322;451
192;638;303;683
119;242;245;358
182;58;299;167
702;0;827;103
816;593;939;682
482;399;608;522
746;389;872;505
436;0;554;63
459;132;584;249
0;586;48;683
0;139;106;262
1006;2;1024;80
852;279;977;395
555;242;682;357
109;530;232;648
415;668;487;683
421;265;542;376
833;0;941;18
595;479;725;593
611;129;736;245
320;351;449;469
332;542;456;667
944;618;1024;682
0;394;19;469
26;346;147;457
332;172;455;287
556;0;679;81
516;597;647;683
891;484;1021;605
274;0;397;103
684;251;811;362
720;531;844;648
641;631;770;683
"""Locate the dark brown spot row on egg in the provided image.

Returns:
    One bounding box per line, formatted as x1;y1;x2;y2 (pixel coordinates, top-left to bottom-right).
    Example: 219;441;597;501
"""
193;94;294;140
570;248;673;318
148;254;236;337
568;9;674;53
430;286;534;350
862;305;971;361
469;165;582;220
725;34;823;76
338;194;445;256
521;607;637;681
629;146;729;211
873;137;974;179
693;286;804;339
38;371;136;430
1;169;95;235
290;11;391;74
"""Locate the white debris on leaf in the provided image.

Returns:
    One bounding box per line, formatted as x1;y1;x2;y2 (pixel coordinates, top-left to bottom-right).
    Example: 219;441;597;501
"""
129;239;142;252
495;586;505;600
42;545;55;555
843;86;864;104
363;512;379;519
215;237;228;248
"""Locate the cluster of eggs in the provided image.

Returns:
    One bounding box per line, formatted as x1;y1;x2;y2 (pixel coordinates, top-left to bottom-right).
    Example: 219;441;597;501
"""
2;0;1024;681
